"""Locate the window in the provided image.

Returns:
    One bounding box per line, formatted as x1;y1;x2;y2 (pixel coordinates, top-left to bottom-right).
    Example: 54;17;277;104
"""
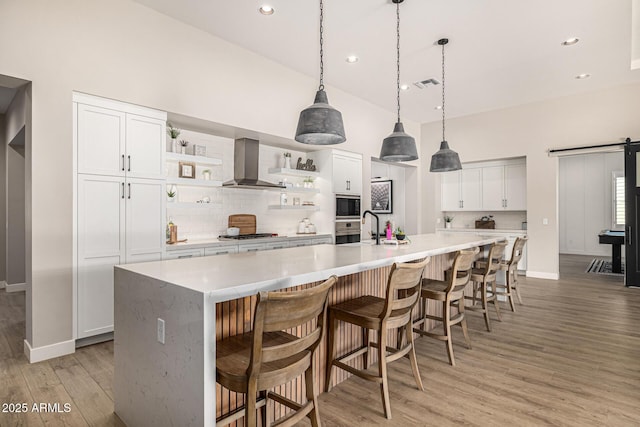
613;171;625;229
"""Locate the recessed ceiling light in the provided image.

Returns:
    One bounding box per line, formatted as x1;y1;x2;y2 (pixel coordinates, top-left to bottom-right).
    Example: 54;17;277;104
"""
259;5;274;15
562;37;580;46
435;105;443;110
575;73;591;79
400;84;410;91
345;55;359;63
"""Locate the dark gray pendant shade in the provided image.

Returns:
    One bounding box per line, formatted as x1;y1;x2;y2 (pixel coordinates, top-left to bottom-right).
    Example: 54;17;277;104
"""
380;122;418;162
429;140;462;172
295;89;346;145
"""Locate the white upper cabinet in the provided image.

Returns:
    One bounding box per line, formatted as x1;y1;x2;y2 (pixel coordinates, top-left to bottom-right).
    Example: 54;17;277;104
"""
441;160;526;212
481;166;505;210
504;164;527;210
77;104;126;177
125;114;165;179
76;93;165;180
440;168;482;211
333;152;362;195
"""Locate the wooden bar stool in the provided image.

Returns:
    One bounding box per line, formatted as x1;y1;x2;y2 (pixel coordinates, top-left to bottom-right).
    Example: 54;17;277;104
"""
476;236;528;311
466;241;508;332
413;248;479;366
324;259;429;420
216;275;337;427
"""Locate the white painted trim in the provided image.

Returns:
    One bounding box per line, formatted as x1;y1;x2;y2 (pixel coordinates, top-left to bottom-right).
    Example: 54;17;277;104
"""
72;92;167;121
526;271;559;280
24;338;75;363
6;282;26;292
0;280;6;289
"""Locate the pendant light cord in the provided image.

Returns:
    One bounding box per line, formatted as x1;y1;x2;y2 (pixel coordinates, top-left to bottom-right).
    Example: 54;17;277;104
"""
396;1;401;123
441;41;446;142
319;0;325;91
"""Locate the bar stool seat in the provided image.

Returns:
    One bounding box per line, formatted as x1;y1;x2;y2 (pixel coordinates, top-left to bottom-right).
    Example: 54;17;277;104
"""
216;276;337;427
325;259;429;420
413;248;478;366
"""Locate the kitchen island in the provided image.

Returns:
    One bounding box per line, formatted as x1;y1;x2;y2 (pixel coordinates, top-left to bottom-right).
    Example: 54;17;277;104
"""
114;233;499;427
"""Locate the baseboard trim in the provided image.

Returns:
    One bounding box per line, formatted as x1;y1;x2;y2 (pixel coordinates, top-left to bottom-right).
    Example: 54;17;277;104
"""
6;282;26;292
526;271;559;280
0;280;6;289
24;338;75;363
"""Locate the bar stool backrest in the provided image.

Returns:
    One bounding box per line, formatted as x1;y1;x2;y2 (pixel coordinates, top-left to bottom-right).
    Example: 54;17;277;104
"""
381;259;430;321
446;248;480;293
248;276;337;379
478;241;508;279
508;236;528;268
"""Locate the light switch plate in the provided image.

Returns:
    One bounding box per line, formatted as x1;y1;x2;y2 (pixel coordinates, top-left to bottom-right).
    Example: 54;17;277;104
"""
157;318;165;344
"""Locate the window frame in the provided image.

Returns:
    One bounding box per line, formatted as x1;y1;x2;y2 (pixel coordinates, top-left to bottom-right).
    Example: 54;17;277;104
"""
613;170;625;230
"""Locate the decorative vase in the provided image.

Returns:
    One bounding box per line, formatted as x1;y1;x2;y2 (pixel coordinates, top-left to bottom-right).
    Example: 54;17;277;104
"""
284;157;291;169
171;138;178;153
445;222;452;229
202;171;211;181
181;146;186;155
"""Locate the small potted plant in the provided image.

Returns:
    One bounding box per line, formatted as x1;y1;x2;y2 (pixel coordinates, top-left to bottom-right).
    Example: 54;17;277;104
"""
395;227;406;240
303;176;315;189
179;139;189;155
167;185;177;203
444;215;454;229
166;122;181;153
283;152;292;169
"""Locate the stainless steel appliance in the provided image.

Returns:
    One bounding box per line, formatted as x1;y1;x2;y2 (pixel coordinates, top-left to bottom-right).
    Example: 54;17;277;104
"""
222;139;284;189
335;220;361;244
336;194;360;219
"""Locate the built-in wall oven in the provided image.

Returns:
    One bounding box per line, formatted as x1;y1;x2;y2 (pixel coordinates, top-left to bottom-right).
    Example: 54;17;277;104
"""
335;195;361;244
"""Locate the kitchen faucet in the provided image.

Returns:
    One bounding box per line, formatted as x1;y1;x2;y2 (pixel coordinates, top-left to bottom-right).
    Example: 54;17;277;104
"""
362;210;380;245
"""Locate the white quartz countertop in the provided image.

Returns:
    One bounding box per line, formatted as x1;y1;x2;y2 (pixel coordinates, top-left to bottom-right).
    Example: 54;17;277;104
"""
436;228;527;234
117;233;499;302
165;234;332;250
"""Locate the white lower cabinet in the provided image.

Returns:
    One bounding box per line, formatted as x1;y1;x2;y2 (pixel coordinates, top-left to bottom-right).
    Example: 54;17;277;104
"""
76;174;164;339
238;243;267;253
204;245;239;256
265;241;291;250
289;239;313;247
163;248;204;260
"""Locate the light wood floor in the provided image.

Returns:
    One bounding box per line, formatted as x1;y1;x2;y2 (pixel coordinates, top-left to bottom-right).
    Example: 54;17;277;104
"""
1;255;639;426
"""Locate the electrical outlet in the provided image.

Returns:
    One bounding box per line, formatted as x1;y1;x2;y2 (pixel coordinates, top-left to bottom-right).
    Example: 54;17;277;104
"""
543;218;549;225
157;318;165;344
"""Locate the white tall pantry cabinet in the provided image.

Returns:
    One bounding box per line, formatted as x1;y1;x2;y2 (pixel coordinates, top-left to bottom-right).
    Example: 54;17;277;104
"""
74;93;166;340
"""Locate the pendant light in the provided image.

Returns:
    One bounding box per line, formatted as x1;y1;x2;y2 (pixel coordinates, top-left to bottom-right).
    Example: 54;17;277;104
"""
295;0;346;145
380;0;418;162
430;38;462;172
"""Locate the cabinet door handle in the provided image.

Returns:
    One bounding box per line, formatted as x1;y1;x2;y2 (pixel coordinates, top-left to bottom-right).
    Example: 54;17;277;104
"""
127;183;131;199
504;199;507;208
627;226;632;246
461;200;464;208
178;255;193;259
127;155;131;172
247;248;259;252
346;180;350;191
216;251;229;255
121;182;125;199
121;155;125;171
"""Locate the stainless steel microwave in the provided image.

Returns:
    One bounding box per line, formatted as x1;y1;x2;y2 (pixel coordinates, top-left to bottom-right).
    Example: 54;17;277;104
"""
336;194;360;219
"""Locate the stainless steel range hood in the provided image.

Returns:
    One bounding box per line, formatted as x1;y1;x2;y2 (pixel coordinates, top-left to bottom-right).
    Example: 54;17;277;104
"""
222;138;284;189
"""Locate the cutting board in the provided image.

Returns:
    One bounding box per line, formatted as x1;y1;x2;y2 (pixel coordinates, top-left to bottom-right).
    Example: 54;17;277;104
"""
475;220;496;229
228;214;256;235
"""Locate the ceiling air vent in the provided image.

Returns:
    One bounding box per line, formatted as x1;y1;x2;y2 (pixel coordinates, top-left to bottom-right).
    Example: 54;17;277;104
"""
413;78;441;89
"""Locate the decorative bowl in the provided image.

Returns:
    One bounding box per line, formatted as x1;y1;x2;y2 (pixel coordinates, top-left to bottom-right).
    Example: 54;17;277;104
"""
226;227;240;236
396;234;406;241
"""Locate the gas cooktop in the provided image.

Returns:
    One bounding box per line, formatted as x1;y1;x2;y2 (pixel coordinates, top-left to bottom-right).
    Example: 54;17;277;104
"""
218;233;278;240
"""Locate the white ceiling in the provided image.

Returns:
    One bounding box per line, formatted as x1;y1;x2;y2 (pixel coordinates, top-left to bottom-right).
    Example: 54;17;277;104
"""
133;0;640;123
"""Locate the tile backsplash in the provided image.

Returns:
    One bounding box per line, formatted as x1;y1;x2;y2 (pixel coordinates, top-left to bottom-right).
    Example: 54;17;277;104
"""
166;130;327;239
441;211;527;230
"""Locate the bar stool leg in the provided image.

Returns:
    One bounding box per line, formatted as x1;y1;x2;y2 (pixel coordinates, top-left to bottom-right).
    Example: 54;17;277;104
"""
305;362;320;427
325;313;338;392
377;328;392;419
247;379;257;427
506;269;516;312
443;300;455;366
259;390;267;426
513;269;524;305
362;327;370;369
458;300;472;350
491;281;503;321
481;280;491;332
405;321;424;391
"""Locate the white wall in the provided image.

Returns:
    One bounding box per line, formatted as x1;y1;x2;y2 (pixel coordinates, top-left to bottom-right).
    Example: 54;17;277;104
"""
559;152;623;256
0;0;421;354
422;82;640;279
0;114;5;284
